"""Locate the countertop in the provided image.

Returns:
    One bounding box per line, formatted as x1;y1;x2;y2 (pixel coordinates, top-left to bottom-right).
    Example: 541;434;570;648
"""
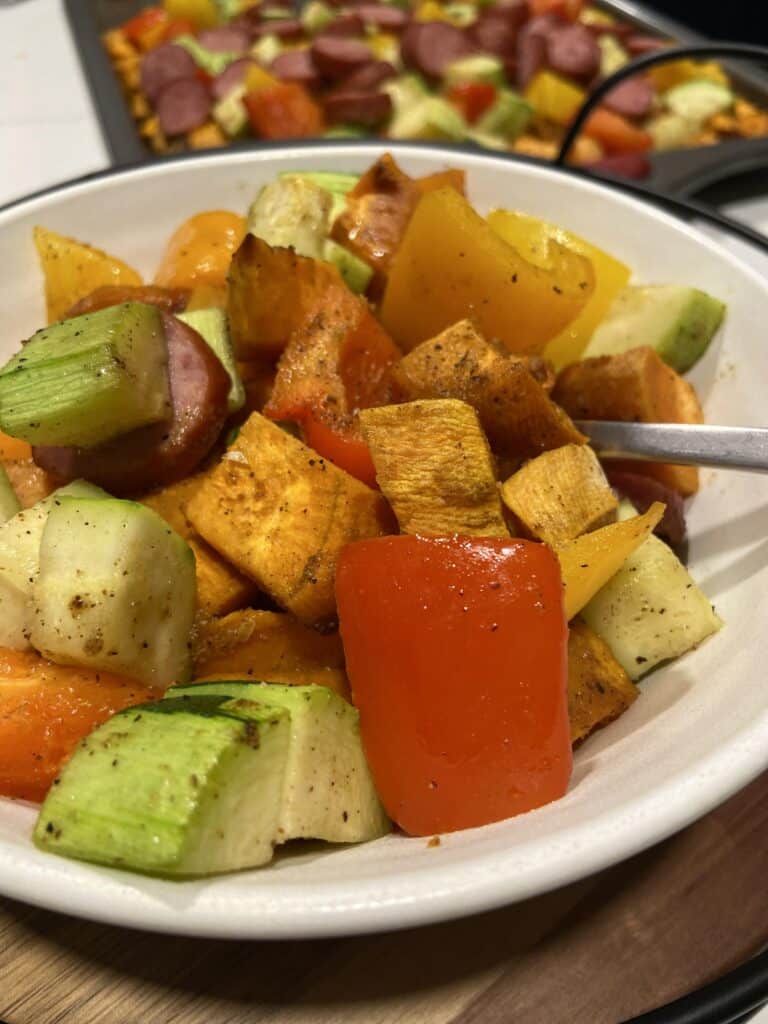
1;4;768;1022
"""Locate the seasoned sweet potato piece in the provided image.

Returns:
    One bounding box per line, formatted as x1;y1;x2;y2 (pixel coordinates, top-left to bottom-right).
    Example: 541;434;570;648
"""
391;319;583;460
186;413;393;628
227;234;351;360
501;444;617;546
553;346;704;495
192;609;349;699
4;459;57;508
332;156;466;298
359;399;508;538
142;474;259;617
568;618;638;745
237;360;276;415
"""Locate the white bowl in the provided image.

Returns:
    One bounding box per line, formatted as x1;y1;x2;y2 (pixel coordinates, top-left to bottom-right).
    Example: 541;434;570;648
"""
1;143;767;939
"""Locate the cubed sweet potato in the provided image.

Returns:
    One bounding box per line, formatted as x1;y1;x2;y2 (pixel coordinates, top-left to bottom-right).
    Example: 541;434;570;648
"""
227;234;353;360
192;609;349;699
142;475;259;617
186;413;393;628
501;444;617;546
34;226;142;325
568;618;638;745
359;399;508;538
553;346;704;495
391;319;583;460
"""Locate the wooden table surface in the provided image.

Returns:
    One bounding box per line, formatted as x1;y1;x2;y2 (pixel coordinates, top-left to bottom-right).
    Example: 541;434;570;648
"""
1;770;767;1024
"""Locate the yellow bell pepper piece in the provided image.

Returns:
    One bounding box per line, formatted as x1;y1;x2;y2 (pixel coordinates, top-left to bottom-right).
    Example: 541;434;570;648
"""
162;0;219;30
525;71;587;126
487;209;631;367
368;32;399;62
649;60;730;91
244;64;280;93
556;503;664;620
380;188;595;355
415;1;451;21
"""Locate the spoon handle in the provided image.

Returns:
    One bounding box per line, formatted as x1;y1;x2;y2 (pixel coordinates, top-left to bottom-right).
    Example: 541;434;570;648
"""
575;421;768;474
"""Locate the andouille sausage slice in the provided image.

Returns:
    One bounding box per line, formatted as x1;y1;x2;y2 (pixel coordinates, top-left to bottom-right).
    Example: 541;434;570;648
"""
625;34;668;55
33;315;230;495
197;26;250;53
546;23;600;80
603;76;655;119
311;36;373;80
356;4;409;31
140;44;198;103
211;57;254;100
271;50;321;87
338;59;397;90
323;89;392;126
156;78;212;137
251;18;305;40
469;11;520;58
65;285;190;319
605;470;686;548
516;30;547;88
400;22;476;80
322;12;365;36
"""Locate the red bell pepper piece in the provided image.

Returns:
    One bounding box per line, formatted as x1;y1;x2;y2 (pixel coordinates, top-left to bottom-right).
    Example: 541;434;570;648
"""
164;17;196;40
244;83;325;140
122;7;170;50
337;535;571;836
266;299;400;485
528;0;584;19
447;82;498;124
583;108;653;154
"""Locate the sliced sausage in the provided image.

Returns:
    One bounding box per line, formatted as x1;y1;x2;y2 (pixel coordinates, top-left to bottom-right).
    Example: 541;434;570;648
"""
271;49;321;86
155;78;211;137
583;152;652;179
516;31;547;88
339;59;397;90
322;12;365;35
251;18;305;40
65;286;190;319
605;470;687;548
355;4;409;31
524;13;568;39
400;21;476;80
491;0;529;28
197;26;250;53
469;11;519;58
625;34;668;55
546;23;600;80
140;44;198;104
603;76;655;119
323;88;392;126
211;57;254;101
33;315;230;496
311;36;373;80
584;21;634;39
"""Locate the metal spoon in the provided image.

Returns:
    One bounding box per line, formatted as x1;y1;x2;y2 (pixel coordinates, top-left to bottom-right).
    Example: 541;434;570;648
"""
576;422;768;474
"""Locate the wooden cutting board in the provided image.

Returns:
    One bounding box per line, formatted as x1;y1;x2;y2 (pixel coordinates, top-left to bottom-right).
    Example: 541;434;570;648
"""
1;770;767;1024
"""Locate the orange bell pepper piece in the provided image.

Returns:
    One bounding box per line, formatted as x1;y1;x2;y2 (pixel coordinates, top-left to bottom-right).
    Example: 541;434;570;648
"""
584;108;653;155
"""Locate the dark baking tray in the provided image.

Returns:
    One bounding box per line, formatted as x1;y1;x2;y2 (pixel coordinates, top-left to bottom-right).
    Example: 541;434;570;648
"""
65;0;768;200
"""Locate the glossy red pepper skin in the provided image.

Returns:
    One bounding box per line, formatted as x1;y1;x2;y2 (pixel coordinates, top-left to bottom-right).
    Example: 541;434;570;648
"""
447;82;498;124
336;535;571;836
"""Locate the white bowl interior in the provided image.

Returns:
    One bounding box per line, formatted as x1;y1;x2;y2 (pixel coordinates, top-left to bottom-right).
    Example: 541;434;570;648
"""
1;144;767;938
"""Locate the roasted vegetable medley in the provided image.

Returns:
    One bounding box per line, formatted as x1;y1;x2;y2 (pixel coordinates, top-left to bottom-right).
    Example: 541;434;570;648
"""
0;154;724;877
105;0;768;171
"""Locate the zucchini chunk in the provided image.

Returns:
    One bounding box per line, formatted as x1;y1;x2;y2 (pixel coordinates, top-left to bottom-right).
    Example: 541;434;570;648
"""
0;303;171;446
31;497;196;689
0;481;107;649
